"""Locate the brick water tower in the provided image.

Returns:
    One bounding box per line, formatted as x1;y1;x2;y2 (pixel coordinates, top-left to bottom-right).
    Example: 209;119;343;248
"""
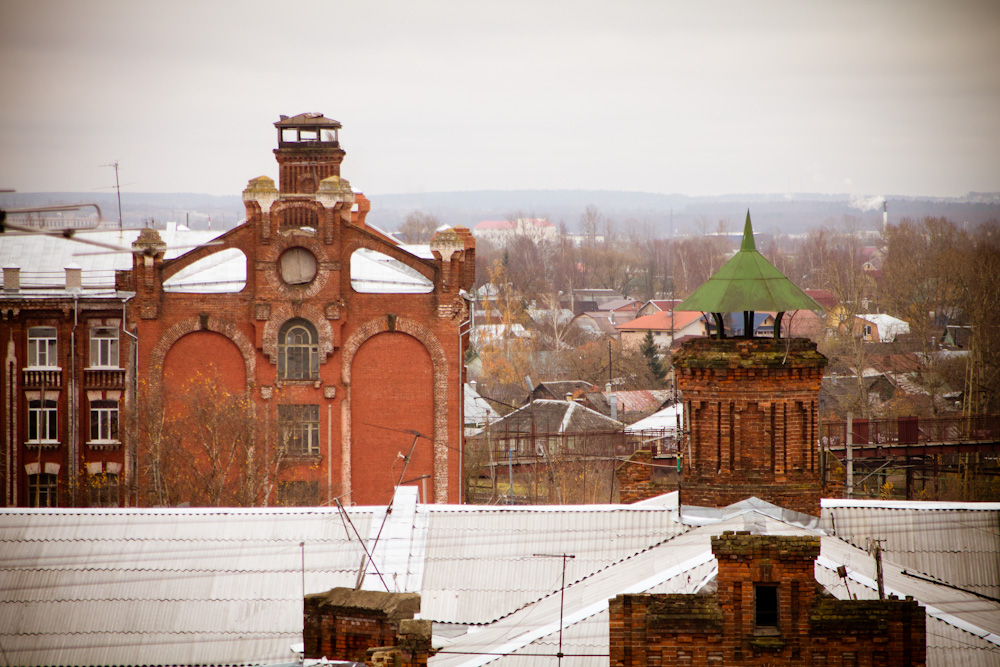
673;213;827;515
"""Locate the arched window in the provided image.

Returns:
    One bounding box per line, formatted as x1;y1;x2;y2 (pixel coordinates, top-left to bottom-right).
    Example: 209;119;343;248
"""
278;319;319;379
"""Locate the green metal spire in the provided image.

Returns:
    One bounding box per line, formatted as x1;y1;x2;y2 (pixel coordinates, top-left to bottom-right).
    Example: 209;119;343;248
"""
740;213;756;251
675;211;821;322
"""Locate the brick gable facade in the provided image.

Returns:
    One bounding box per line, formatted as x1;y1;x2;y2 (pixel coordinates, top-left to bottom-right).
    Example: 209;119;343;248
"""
121;114;475;506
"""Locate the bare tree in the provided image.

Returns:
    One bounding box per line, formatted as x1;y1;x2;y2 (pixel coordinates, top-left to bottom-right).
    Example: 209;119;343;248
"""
397;211;440;244
137;370;286;506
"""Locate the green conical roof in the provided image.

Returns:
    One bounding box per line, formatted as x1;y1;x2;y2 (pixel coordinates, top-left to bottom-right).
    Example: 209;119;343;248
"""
675;212;821;313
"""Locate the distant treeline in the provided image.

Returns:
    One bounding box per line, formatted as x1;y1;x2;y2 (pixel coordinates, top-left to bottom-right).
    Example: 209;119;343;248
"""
3;190;998;236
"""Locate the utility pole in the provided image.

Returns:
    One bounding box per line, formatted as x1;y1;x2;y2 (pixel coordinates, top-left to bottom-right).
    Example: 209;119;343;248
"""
846;412;854;498
872;539;886;600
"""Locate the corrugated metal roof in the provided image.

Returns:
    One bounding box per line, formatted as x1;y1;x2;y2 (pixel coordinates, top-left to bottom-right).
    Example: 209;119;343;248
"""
822;500;1000;599
421;504;690;624
2;495;999;666
0;505;375;666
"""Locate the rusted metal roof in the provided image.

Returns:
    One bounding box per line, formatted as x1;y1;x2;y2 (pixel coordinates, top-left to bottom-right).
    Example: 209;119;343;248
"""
275;112;341;128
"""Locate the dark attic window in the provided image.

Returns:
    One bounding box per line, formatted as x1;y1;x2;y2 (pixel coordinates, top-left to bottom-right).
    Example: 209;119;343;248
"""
754;584;779;629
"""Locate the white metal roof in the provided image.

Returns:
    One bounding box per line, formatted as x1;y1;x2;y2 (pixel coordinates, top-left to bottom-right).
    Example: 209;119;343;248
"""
0;226;434;296
1;493;998;666
624;403;683;433
861;313;911;342
822;499;1000;599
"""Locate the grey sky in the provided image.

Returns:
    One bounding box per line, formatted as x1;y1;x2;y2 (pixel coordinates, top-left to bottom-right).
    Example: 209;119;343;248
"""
1;0;998;198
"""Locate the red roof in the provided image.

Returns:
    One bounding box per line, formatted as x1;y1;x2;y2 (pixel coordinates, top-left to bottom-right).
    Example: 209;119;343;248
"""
616;310;704;332
646;299;682;311
474;220;516;230
804;289;837;310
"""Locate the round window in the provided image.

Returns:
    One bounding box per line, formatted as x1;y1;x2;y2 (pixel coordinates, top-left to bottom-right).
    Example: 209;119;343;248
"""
279;247;318;285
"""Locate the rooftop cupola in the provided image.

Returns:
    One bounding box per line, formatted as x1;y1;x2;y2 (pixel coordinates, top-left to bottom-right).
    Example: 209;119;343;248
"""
273;113;346;195
675;211;821;339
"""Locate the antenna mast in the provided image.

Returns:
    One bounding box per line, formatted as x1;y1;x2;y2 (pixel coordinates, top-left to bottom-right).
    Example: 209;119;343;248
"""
101;160;123;232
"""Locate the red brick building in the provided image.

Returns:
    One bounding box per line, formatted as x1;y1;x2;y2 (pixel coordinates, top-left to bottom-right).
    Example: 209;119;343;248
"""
610;533;926;666
0;263;128;507
116;113;475;507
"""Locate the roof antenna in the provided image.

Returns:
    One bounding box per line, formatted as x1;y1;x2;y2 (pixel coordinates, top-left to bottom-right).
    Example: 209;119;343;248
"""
100;160;123;232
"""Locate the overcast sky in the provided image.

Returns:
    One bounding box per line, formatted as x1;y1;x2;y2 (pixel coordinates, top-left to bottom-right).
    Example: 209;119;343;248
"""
1;0;998;199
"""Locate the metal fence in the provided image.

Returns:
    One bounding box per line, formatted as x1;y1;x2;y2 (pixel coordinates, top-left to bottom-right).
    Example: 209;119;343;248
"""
821;414;1000;449
466;428;678;467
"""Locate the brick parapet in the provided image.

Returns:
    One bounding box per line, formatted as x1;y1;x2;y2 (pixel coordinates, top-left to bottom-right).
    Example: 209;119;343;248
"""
609;534;926;666
615;449;675;504
303;588;420;664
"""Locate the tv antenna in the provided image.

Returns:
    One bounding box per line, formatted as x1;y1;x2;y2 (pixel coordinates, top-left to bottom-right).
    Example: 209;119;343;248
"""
99;161;125;232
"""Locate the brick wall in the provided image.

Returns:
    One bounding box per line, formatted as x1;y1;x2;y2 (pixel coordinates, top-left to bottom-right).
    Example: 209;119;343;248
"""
304;588;429;667
616;449;676;504
673;338;828;515
608;532;926;667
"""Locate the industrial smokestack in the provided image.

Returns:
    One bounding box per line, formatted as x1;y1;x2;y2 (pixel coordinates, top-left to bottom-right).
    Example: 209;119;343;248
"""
883;201;888;231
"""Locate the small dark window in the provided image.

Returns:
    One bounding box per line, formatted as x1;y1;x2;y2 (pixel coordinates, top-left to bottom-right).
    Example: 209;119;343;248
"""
89;472;119;507
28;473;57;507
278;404;320;456
278;480;319;506
754;584;779;628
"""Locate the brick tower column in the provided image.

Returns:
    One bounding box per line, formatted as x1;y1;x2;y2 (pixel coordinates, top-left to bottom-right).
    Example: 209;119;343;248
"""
674;337;827;515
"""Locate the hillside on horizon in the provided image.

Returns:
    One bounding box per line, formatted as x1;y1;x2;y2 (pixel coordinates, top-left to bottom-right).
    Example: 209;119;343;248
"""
3;189;998;237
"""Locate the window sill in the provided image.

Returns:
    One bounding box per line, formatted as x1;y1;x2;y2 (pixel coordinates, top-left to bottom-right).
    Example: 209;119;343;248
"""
87;366;122;371
276;379;322;388
752;627;782;637
749;633;785;652
284;453;323;463
26;441;60;450
24;366;61;372
87;440;121;450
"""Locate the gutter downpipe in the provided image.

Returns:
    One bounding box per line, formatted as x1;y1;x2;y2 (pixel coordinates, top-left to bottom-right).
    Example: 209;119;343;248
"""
70;295;79;505
121;294;138;507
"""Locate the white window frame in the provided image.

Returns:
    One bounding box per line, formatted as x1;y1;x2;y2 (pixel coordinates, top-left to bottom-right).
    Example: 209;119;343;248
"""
89;400;119;443
89;327;119;368
27;327;58;369
27;399;58;443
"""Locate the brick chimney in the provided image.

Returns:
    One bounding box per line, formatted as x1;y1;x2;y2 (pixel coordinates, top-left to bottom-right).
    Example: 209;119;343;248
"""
3;266;20;292
65;263;82;292
303;587;422;664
